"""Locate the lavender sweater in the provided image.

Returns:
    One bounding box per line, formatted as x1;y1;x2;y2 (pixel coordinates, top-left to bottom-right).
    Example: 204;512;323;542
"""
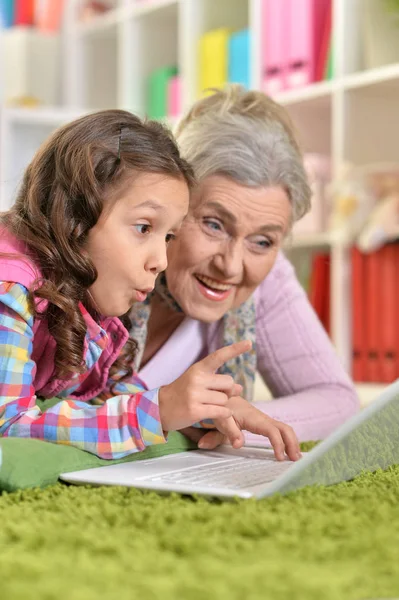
138;252;360;443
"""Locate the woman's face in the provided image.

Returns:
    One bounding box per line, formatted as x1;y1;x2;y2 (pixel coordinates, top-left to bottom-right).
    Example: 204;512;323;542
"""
166;175;292;322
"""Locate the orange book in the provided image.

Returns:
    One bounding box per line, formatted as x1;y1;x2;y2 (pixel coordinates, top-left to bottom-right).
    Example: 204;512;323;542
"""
15;0;35;25
351;247;367;382
380;243;398;383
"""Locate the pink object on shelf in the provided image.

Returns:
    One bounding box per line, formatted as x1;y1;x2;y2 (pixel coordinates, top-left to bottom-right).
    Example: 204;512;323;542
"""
286;0;331;89
261;0;288;96
167;75;181;118
36;0;65;32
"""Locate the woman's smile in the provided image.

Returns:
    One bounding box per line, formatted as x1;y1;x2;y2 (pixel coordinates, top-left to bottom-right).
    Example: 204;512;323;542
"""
194;273;235;302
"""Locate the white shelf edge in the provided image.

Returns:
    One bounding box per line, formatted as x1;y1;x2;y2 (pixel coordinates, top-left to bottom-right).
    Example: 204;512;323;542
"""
132;0;179;18
76;0;179;36
2;106;182;127
273;64;399;105
3;106;88;126
287;232;332;249
343;63;399;91
286;231;354;250
76;7;124;36
273;80;337;107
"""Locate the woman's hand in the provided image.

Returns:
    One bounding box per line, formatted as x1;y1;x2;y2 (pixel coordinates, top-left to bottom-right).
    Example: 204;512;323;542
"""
181;397;302;462
158;340;250;433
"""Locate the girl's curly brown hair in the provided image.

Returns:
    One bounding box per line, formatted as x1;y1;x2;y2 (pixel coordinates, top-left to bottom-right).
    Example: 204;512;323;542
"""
1;109;195;388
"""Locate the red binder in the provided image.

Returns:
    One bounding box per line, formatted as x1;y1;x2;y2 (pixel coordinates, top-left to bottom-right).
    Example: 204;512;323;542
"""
380;243;398;383
351;247;367;382
309;252;330;333
323;253;331;335
365;248;384;383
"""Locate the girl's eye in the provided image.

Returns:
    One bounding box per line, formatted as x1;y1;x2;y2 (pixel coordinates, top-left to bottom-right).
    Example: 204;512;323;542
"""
203;218;222;232
135;224;151;235
165;233;176;244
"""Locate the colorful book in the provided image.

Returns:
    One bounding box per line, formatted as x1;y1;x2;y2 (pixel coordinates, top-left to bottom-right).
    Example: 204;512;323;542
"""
147;66;178;120
351;247;367;382
262;0;288;95
198;27;230;95
0;0;15;27
308;252;330;334
286;0;331;89
325;37;334;80
14;0;34;25
35;0;65;32
228;28;250;89
380;243;399;383
167;75;181;118
364;248;384;383
315;0;332;81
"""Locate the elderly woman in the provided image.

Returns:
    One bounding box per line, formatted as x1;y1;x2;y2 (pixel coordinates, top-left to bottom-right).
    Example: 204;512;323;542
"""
130;85;359;448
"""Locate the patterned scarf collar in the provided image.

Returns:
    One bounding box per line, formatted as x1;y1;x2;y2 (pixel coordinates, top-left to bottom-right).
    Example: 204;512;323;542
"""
129;273;257;400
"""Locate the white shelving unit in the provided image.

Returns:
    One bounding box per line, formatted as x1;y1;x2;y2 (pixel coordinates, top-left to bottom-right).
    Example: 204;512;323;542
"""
1;0;399;405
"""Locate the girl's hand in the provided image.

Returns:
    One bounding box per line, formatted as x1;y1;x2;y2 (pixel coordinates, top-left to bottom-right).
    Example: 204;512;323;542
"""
181;397;302;462
158;341;251;433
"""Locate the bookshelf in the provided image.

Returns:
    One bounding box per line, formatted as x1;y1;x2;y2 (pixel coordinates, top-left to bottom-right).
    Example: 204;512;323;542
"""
1;0;399;406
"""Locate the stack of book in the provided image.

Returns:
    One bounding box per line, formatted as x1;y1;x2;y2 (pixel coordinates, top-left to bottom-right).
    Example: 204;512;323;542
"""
261;0;333;96
294;251;331;337
198;27;250;95
1;1;62;106
0;0;64;31
147;68;180;120
352;243;399;385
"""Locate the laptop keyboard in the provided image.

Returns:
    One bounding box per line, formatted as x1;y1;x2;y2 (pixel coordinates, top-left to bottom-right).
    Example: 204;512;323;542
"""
147;457;292;490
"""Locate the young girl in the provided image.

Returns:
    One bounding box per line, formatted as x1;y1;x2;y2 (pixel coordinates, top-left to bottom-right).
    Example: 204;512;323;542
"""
0;109;300;461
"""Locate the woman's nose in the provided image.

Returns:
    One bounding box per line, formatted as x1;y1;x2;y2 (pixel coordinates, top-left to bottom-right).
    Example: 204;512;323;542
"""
213;240;244;279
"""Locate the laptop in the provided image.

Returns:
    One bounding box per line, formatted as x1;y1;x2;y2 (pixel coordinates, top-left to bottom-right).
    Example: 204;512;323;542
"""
61;379;399;499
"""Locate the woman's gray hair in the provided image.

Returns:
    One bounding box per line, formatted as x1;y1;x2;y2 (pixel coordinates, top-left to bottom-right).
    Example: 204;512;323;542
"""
175;85;311;223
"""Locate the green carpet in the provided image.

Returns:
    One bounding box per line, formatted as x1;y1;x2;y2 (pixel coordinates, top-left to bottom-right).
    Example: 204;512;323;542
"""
2;454;399;600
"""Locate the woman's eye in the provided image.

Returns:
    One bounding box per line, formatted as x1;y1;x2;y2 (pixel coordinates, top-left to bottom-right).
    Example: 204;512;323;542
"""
135;224;151;235
165;233;176;244
253;237;274;250
203;219;222;232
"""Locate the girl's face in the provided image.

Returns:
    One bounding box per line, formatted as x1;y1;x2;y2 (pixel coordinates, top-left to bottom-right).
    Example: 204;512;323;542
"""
86;172;189;317
165;175;292;322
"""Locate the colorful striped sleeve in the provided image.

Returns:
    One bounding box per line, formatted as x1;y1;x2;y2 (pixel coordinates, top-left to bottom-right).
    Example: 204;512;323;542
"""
0;282;166;459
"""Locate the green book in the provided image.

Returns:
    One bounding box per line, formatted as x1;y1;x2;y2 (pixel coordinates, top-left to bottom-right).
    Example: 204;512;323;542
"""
147;66;178;120
325;39;334;80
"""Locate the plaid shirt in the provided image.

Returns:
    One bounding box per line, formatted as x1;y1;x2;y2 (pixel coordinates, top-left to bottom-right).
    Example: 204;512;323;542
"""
0;281;166;459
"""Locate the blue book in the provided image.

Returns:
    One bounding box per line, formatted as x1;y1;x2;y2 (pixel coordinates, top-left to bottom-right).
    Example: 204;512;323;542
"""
0;0;14;27
228;29;251;89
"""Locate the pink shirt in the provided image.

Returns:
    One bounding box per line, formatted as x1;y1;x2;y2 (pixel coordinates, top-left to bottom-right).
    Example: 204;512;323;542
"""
139;253;360;443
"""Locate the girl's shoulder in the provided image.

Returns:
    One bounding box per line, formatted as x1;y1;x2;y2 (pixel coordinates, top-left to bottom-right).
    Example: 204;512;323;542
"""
0;225;41;289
